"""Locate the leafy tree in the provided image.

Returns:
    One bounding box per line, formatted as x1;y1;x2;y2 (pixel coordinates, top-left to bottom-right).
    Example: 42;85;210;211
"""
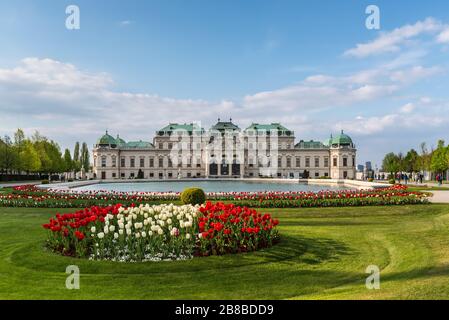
13;129;26;173
73;142;81;173
404;149;419;173
430;140;449;176
20;140;41;173
80;142;90;172
382;152;400;175
417;142;431;172
0;136;17;175
63;149;73;172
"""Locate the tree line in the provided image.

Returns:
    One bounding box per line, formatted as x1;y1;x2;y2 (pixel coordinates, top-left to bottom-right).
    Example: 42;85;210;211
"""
0;129;90;180
382;140;449;179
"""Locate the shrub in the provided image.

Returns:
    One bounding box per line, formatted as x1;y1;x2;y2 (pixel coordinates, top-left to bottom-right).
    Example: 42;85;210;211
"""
181;188;206;205
368;178;374;182
388;178;396;184
41;179;49;185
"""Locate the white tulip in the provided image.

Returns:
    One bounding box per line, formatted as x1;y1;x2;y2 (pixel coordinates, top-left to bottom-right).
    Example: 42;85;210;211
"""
109;225;115;232
90;226;96;233
97;232;105;239
114;233;119;239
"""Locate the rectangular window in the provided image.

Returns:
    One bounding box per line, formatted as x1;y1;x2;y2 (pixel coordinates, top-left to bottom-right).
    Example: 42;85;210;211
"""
112;157;116;167
168;172;173;178
101;157;106;168
333;158;337;167
168;143;173;150
315;172;319;177
305;157;310;168
352;156;355;167
324;172;329;177
140;158;145;168
168;158;173;168
149;157;154;167
130;172;135;178
343;157;348;167
149;172;154;178
130;158;135;168
120;173;125;178
159;172;163;178
187;172;191;177
159;143;163;149
324;157;329;167
278;157;282;168
286;157;291;168
112;172;116;178
187;157;192;168
158;158;163;168
121;157;125;168
315;157;320;168
296;157;301;167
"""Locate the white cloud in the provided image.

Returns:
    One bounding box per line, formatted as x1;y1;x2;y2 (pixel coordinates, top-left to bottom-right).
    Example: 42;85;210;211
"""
389;66;443;83
344;18;443;58
400;103;415;113
437;27;449;43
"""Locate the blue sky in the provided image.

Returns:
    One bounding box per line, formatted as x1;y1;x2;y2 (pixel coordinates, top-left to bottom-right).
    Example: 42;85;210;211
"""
1;0;449;167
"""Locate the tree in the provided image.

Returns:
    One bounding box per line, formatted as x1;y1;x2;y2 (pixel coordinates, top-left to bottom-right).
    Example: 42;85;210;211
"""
430;140;449;177
0;136;17;175
73;142;81;174
80;142;90;173
417;142;431;172
382;152;400;176
20;140;41;173
63;149;73;173
404;149;419;173
13;129;26;173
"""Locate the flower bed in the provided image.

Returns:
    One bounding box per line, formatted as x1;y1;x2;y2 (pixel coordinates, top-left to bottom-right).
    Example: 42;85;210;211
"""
2;184;429;208
43;202;280;262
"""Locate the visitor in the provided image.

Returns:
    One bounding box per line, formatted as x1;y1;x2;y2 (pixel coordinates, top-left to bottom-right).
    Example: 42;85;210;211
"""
437;174;443;186
404;174;408;185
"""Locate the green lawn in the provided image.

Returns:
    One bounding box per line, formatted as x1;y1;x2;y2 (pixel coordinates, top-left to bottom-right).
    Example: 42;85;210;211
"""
1;204;449;299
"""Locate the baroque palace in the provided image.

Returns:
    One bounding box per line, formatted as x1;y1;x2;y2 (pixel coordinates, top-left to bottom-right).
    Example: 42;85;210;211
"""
93;119;356;180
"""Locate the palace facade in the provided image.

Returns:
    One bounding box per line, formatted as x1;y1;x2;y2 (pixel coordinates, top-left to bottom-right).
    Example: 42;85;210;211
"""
92;120;356;180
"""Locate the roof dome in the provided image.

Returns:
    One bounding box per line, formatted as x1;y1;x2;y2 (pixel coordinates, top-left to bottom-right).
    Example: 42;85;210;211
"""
115;135;126;146
96;131;117;146
331;130;353;146
323;134;333;147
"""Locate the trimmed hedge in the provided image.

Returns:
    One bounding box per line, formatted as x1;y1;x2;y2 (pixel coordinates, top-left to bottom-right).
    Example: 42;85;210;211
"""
180;188;206;205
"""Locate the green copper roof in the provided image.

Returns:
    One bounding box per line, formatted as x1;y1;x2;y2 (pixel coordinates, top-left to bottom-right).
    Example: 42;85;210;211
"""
295;140;327;149
115;135;126;146
323;135;333;147
124;140;154;149
157;123;204;135
97;131;117;146
331;131;353;146
245;123;293;135
210;119;240;132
